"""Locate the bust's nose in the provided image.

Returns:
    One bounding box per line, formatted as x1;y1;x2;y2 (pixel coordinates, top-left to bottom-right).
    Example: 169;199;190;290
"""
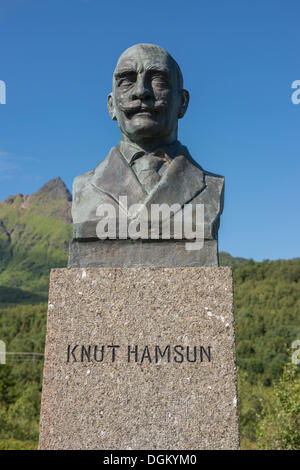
131;74;152;101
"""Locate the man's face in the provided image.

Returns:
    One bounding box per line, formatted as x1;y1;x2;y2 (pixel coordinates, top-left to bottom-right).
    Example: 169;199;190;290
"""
108;46;185;146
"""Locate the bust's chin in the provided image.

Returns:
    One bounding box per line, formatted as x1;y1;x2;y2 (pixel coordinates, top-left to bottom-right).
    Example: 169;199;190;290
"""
121;120;167;146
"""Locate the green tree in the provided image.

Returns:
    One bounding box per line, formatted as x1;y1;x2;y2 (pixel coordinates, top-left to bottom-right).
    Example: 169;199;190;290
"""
0;364;17;406
256;363;300;449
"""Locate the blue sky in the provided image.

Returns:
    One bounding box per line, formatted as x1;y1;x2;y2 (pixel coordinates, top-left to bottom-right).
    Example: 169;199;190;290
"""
0;0;299;261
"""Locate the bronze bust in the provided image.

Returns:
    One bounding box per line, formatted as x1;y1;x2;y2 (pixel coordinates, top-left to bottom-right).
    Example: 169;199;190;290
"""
69;44;224;267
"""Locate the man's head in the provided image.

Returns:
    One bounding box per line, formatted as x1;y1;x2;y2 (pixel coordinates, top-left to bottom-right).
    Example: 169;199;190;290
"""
108;44;189;150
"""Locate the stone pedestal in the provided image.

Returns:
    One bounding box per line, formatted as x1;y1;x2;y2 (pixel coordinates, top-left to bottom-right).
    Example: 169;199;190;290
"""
39;267;239;450
68;239;219;268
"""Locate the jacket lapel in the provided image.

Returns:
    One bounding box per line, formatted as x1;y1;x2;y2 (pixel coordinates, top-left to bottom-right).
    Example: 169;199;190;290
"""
90;146;147;210
130;154;206;220
90;144;206;218
146;154;205;207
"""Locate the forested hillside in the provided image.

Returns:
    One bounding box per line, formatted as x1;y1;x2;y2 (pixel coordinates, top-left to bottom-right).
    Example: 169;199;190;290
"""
0;180;299;449
223;255;300;446
0;177;72;298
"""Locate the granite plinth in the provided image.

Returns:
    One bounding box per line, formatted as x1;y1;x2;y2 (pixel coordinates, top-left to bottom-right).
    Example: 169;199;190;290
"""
39;267;239;450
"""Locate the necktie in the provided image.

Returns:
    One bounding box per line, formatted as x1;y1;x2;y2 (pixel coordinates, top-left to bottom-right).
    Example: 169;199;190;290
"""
131;149;171;194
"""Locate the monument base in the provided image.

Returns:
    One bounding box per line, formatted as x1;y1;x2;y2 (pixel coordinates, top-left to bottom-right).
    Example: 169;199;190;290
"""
39;267;239;450
68;239;219;268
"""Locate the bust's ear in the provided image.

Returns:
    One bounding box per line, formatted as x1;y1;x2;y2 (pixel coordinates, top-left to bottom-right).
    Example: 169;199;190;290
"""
178;89;189;119
107;93;117;120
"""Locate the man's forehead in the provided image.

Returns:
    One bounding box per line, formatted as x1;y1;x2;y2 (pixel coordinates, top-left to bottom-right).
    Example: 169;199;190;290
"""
114;46;173;75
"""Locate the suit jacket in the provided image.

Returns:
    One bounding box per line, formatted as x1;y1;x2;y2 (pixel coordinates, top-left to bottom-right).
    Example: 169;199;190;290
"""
72;142;224;241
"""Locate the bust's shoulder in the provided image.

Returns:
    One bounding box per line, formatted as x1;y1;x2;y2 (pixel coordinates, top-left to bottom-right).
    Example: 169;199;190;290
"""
181;144;224;181
73;168;94;192
72;146;119;194
185;151;224;212
202;169;225;204
203;169;225;186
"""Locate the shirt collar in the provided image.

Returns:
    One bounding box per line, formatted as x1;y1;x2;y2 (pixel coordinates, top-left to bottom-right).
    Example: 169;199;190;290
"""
118;140;187;165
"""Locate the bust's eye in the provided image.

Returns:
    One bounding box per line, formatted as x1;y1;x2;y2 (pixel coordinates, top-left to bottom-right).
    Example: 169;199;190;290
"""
117;73;136;87
151;74;170;88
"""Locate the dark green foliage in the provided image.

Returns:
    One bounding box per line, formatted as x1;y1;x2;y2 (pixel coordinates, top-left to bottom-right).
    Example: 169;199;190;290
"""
0;286;47;305
234;258;300;386
0;303;47;446
232;258;300;445
0;438;37;450
256;363;300;449
237;368;267;442
0;365;17;406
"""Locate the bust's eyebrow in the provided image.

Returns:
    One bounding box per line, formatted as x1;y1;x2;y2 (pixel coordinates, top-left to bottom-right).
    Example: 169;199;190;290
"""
144;65;172;84
114;64;171;78
144;64;170;73
114;68;137;79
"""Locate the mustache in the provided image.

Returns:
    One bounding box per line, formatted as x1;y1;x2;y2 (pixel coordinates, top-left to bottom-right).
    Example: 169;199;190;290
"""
118;100;167;115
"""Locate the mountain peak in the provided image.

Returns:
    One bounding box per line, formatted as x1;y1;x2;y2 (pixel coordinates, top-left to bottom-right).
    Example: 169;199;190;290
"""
33;177;72;202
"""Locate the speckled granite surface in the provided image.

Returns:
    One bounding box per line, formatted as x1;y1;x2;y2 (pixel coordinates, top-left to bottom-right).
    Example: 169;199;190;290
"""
39;267;239;450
